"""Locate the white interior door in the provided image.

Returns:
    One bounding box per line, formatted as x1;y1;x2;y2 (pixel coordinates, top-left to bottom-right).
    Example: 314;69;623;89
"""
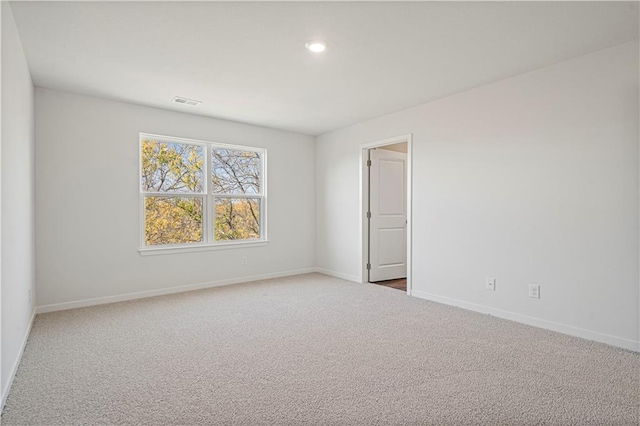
368;148;407;282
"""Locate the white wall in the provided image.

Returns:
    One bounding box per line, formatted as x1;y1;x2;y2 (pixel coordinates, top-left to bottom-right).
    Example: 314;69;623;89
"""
1;1;36;404
35;88;315;309
316;41;640;351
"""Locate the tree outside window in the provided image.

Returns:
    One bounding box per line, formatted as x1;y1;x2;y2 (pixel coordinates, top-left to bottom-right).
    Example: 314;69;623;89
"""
140;135;265;248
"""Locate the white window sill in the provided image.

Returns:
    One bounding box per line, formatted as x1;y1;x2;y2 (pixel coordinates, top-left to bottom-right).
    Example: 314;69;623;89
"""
139;240;268;256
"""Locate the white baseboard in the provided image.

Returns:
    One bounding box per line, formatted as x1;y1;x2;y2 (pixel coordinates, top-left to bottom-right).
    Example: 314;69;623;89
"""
411;290;640;353
36;268;317;314
314;267;361;283
1;307;37;410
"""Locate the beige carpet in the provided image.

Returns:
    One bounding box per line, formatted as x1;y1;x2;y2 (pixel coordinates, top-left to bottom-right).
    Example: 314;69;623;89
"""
2;273;638;425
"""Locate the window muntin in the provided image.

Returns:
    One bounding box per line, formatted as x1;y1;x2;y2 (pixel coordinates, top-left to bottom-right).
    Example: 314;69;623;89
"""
140;134;266;250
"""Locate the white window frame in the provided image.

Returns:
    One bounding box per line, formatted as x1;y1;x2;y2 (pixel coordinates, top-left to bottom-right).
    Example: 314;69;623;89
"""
138;133;268;256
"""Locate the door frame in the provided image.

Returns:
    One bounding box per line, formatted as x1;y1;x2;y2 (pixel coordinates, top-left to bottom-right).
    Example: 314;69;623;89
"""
359;133;413;295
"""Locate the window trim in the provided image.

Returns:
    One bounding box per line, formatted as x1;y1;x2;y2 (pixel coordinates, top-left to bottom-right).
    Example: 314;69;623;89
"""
138;133;268;255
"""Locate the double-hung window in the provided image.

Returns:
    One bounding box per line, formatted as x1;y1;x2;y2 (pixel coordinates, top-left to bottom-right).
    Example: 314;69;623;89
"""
139;133;266;253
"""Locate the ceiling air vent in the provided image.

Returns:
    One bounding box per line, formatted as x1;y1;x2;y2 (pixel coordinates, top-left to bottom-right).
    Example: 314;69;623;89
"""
172;96;202;106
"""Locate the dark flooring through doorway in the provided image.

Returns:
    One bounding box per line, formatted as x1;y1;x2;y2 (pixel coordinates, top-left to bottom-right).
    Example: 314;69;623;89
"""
371;278;406;291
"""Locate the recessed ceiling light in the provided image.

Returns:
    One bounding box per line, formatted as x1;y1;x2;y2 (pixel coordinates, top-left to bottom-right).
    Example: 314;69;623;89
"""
172;96;201;106
305;41;326;53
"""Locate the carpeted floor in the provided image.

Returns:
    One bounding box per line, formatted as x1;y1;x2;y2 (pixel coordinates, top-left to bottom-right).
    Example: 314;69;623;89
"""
2;273;638;425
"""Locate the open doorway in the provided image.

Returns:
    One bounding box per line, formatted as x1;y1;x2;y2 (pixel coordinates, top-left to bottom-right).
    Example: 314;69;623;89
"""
360;134;412;295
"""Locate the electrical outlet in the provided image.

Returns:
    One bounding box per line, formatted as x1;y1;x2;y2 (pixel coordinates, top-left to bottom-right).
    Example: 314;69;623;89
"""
529;284;540;299
485;277;496;291
241;256;248;266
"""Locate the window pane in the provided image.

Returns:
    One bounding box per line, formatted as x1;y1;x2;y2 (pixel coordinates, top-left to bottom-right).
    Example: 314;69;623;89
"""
145;196;203;245
142;140;204;193
215;198;260;241
211;149;260;195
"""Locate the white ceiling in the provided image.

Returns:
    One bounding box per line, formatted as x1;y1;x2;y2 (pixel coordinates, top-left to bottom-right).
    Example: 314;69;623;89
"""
9;1;639;135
